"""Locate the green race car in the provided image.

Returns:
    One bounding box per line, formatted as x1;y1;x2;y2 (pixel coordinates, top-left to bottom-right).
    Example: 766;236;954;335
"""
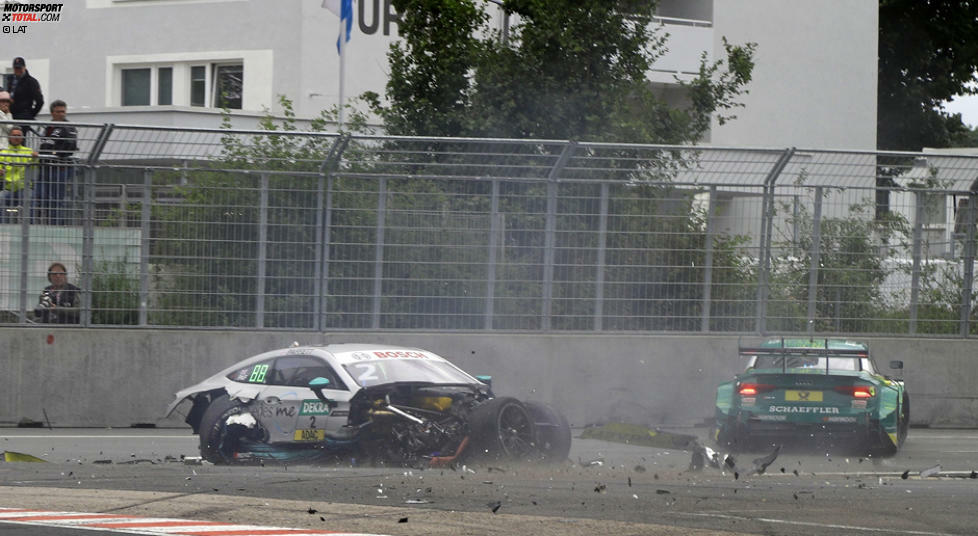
714;338;909;455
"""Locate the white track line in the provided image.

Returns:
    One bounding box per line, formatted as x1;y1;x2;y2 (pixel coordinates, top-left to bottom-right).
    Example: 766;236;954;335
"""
670;511;963;536
0;507;387;536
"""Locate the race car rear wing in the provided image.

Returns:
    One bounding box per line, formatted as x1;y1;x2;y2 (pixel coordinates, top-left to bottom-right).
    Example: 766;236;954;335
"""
738;337;869;374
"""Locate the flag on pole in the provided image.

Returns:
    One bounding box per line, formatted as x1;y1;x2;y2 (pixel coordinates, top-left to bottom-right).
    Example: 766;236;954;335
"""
323;0;354;128
323;0;354;54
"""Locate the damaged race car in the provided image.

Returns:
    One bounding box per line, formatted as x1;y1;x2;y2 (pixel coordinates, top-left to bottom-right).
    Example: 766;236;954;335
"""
165;344;571;466
714;338;909;455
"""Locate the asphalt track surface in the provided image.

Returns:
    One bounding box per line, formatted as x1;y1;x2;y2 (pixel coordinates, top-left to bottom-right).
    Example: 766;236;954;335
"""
0;428;977;535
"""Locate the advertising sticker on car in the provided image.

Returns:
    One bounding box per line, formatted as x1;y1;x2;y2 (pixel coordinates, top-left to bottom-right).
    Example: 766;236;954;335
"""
294;429;326;441
299;399;331;416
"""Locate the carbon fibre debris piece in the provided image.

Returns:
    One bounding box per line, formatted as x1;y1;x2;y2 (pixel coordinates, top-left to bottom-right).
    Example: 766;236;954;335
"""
749;444;782;475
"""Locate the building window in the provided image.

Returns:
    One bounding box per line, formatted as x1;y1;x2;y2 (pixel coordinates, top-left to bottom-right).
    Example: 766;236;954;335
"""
157;67;173;105
116;60;246;109
190;65;207;107
213;64;243;109
122;68;151;106
2;73;13;92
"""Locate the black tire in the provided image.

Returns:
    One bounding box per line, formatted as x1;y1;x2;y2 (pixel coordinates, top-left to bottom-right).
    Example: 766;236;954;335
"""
714;417;744;452
468;397;538;461
524;401;572;462
898;394;910;446
198;394;261;464
867;419;897;457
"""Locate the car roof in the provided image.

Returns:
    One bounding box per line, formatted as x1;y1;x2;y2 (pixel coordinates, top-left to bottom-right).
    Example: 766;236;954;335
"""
291;343;450;366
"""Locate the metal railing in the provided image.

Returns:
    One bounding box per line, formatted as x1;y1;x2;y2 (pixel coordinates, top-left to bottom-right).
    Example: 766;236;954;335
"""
2;120;977;335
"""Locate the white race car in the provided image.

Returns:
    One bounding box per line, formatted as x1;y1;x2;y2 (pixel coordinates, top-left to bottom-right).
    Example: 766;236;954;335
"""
165;343;571;466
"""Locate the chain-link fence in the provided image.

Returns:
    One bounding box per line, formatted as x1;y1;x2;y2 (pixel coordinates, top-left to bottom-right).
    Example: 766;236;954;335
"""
1;120;977;335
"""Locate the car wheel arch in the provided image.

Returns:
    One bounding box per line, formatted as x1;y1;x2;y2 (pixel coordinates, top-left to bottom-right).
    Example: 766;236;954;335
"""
187;389;231;434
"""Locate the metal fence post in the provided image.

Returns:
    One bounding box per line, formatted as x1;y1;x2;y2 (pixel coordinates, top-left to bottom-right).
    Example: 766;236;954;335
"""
80;166;95;327
256;173;269;328
314;173;326;331
756;148;795;334
909;190;925;334
594;182;609;331
485;179;499;330
17;165;35;323
959;193;977;337
372;177;387;329
542;142;576;330
806;186;823;336
317;134;350;331
701;185;717;332
138;169;152;326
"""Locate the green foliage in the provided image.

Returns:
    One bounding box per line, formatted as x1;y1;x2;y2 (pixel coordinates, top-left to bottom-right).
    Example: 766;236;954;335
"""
373;0;755;143
145;97;376;328
767;197;911;333
91;260;139;325
878;0;978;149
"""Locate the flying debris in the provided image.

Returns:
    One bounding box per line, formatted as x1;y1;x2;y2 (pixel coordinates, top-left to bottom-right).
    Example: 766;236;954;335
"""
748;445;782;476
920;464;941;478
688;441;735;472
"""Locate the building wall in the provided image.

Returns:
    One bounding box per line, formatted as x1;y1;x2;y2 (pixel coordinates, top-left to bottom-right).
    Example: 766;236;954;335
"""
7;0;878;151
710;0;878;150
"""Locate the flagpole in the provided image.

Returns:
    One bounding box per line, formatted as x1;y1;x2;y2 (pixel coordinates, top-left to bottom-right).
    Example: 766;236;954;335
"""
338;13;346;130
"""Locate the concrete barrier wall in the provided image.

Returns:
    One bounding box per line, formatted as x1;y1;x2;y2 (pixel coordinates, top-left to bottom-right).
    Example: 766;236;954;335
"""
0;329;975;428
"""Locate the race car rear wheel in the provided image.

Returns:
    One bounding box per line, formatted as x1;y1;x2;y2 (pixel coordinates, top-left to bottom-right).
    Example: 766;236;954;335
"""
198;394;258;464
868;419;897;457
714;417;744;452
898;394;910;447
468;397;538;461
524;401;572;462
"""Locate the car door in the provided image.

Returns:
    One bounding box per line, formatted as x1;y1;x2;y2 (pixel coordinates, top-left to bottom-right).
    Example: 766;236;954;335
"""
258;353;352;444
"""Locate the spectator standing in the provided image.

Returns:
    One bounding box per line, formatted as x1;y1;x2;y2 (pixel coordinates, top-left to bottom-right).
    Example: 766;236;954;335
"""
0;127;37;221
0;91;12;151
34;262;80;324
9;57;44;131
38;100;77;225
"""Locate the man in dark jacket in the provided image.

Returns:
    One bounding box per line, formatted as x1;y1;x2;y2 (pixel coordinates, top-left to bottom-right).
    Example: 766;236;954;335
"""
9;57;44;128
37;100;77;224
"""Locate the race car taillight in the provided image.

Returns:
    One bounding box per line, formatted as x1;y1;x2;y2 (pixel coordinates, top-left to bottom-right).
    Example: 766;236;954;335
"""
834;386;875;398
738;383;775;396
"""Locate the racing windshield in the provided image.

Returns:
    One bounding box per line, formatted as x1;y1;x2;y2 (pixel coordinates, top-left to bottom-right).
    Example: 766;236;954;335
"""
343;359;478;388
751;355;874;373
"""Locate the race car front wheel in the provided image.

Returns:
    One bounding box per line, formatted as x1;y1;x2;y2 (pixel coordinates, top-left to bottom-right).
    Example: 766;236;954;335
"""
468;397;538;461
198;394;259;464
524;401;572;462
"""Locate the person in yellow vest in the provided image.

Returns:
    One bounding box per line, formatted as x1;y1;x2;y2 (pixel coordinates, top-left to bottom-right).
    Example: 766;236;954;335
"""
0;127;38;222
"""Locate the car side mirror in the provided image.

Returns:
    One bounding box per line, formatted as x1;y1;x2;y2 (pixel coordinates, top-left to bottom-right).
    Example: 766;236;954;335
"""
889;360;904;370
309;377;337;409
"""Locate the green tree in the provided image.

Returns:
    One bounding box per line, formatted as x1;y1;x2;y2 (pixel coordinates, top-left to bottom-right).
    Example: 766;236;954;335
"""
369;0;755;143
768;197;911;333
878;0;978;150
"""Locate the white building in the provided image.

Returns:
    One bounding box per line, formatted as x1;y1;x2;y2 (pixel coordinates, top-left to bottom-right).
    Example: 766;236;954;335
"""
3;0;878;150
